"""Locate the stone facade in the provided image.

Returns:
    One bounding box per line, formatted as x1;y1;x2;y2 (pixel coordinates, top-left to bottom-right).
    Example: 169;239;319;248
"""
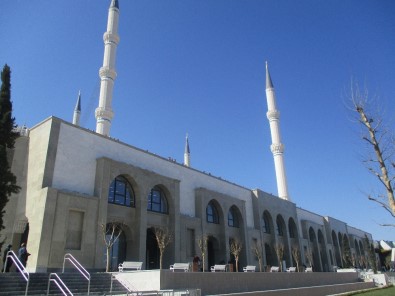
2;117;374;272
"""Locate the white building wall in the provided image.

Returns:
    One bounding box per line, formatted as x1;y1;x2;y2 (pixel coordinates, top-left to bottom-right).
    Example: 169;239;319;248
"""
296;207;324;233
347;225;369;239
50;120;254;227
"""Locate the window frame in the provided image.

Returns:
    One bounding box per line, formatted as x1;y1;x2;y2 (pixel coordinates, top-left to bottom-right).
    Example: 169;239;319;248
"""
206;202;219;224
228;207;239;228
263;215;271;234
147;186;168;214
108;176;135;207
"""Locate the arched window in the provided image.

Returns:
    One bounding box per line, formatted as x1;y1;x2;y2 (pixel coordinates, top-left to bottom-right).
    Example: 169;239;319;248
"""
263;215;270;234
276;220;283;236
288;218;297;238
108;176;135;207
228;206;239;228
206;202;219;224
147;186;168;213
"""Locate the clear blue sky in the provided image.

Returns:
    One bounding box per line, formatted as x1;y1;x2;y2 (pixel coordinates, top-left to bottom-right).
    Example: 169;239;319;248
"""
1;0;394;241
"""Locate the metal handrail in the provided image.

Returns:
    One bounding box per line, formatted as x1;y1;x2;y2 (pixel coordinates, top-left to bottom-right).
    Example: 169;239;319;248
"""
4;250;30;296
110;272;133;295
62;253;90;295
47;273;73;296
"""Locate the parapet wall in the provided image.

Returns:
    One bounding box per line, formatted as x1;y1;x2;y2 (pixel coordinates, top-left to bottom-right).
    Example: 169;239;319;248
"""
117;270;362;295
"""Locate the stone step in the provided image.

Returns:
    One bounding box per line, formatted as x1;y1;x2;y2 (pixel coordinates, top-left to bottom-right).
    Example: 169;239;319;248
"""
0;272;129;296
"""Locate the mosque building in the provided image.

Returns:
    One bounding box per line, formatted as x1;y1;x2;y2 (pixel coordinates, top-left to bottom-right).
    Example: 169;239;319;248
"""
2;0;374;272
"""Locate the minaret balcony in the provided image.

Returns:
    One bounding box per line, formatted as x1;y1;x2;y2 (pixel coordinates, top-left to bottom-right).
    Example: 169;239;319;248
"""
270;143;284;154
95;107;114;120
103;32;120;45
99;67;117;80
266;110;280;120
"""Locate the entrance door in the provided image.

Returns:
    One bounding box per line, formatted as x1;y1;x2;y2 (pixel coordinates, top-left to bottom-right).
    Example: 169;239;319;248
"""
104;232;126;271
146;228;160;269
207;238;216;270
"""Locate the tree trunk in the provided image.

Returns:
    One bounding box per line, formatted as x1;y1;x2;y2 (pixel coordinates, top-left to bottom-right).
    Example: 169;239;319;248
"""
106;247;111;272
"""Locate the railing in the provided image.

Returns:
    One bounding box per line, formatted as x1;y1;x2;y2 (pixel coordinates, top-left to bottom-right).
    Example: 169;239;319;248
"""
110;273;134;295
62;253;90;295
47;273;73;296
4;250;30;296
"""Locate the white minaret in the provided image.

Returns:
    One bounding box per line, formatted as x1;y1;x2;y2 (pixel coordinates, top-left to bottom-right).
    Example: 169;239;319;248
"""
184;134;191;167
95;0;120;136
72;90;81;126
265;62;290;201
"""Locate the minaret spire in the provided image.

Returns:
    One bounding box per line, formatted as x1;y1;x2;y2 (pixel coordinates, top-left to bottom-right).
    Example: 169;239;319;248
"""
95;0;120;136
73;90;81;126
184;133;191;167
265;62;290;201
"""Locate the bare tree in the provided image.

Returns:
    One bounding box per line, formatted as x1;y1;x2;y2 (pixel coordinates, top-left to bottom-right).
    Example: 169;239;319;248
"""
274;242;284;271
101;222;124;272
363;234;378;273
153;226;172;270
229;237;243;272
349;82;395;226
251;240;263;272
305;246;313;268
359;255;366;269
197;235;208;272
341;238;352;268
291;245;301;272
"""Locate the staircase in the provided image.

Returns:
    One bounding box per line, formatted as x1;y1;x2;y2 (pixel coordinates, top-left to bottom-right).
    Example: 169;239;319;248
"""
0;272;130;296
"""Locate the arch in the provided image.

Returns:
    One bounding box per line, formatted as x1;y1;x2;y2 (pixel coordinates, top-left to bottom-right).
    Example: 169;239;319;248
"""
146;228;160;270
329;250;334;266
108;175;135;207
228;205;241;228
265;243;276;268
147;185;168;214
359;240;365;256
207;236;221;270
338;232;343;247
318;230;328;271
342;234;352;267
288;218;298;238
276;215;286;237
308;227;320;271
262;211;274;234
104;223;127;271
332;230;342;267
207;200;220;224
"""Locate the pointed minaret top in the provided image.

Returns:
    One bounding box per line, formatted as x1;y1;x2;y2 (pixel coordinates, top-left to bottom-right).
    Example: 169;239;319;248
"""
110;0;119;9
265;61;274;89
75;90;81;112
184;133;191;167
185;134;190;154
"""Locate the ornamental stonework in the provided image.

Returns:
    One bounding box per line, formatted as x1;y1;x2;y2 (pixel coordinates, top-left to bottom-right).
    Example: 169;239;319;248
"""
95;107;114;120
103;32;120;45
99;67;117;80
270;143;284;154
266;110;280;120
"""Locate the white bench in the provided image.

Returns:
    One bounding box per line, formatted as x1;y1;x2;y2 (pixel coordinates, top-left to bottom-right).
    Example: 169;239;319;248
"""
243;265;256;272
169;263;190;272
118;261;143;272
286;267;296;272
211;264;227;272
305;267;313;272
270;266;280;272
